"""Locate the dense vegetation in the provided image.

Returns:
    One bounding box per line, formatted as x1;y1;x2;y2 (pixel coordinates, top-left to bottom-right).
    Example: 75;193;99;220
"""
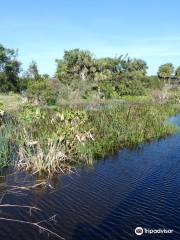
0;44;21;92
1;103;180;174
1;43;180;176
1;43;180;104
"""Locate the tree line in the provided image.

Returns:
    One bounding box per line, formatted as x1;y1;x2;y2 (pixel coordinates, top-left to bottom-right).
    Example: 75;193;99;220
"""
0;43;180;103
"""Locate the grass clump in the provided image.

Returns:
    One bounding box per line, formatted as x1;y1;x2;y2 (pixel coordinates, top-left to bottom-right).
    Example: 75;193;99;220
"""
0;102;180;175
84;103;180;160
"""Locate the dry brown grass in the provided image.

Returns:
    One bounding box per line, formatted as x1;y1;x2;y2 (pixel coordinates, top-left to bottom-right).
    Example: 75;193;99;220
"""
18;140;74;176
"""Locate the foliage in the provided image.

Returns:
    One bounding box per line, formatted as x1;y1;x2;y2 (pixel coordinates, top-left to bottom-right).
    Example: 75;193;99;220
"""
0;43;179;107
27;79;59;105
18;61;44;91
0;43;176;101
158;63;174;80
97;81;118;99
55;50;151;100
175;66;180;78
0;44;21;92
56;49;96;84
123;58;148;75
143;76;163;89
1;103;180;173
26;61;41;80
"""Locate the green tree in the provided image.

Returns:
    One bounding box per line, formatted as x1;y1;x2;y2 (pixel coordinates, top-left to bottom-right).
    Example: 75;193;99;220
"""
18;61;41;91
175;66;180;78
114;58;148;96
27;79;59;105
26;61;41;80
129;59;148;75
96;57;121;73
56;49;96;83
0;43;21;92
119;57;147;74
157;63;174;83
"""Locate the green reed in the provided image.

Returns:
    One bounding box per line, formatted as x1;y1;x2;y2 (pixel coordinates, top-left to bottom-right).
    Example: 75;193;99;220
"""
0;102;180;175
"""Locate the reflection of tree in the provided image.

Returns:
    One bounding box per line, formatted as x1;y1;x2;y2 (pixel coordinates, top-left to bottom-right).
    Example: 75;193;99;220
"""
0;180;64;239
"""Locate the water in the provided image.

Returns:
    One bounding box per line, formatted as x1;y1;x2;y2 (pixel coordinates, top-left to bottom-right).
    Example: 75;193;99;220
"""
1;115;180;239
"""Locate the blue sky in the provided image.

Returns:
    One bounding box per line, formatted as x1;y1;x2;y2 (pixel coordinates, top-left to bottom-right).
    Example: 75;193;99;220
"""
1;0;180;76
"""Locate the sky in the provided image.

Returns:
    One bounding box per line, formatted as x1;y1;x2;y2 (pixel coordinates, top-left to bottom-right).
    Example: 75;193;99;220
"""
0;0;180;76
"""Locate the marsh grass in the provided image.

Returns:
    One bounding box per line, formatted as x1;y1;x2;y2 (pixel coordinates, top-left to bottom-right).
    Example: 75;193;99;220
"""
0;116;18;167
18;140;73;175
0;102;180;175
83;103;179;160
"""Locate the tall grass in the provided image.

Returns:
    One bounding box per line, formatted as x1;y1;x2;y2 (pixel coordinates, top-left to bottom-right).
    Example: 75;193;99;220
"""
0;102;180;175
0;115;18;167
82;103;180;160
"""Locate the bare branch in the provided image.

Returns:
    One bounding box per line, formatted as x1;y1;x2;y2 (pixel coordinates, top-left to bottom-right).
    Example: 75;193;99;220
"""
0;217;65;240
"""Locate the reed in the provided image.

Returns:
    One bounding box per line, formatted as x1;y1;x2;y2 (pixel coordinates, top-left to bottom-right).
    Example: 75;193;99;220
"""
1;102;180;175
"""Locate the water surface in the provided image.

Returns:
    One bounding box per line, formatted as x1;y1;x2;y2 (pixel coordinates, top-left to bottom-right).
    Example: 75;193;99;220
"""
0;115;180;239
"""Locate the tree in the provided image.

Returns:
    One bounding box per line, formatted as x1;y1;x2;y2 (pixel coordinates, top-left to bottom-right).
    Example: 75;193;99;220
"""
27;79;59;105
18;61;42;91
129;59;148;75
175;66;180;78
0;43;21;92
56;49;96;83
26;61;41;80
96;57;121;73
157;63;174;83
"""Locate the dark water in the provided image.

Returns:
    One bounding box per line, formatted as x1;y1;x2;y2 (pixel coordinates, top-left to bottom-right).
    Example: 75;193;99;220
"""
1;115;180;240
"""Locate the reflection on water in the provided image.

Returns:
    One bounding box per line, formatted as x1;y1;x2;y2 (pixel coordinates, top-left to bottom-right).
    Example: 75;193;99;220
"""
0;115;180;239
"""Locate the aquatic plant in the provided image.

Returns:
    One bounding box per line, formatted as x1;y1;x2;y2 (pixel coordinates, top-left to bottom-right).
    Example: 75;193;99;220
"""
0;102;180;175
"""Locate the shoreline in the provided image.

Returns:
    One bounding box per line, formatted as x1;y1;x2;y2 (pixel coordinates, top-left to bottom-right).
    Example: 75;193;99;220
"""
1;101;180;176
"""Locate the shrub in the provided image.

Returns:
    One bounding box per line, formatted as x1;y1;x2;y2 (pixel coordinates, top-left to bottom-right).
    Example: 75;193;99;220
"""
27;79;59;105
118;80;145;96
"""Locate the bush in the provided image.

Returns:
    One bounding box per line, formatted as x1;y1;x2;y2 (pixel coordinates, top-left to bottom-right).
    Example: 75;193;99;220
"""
118;80;145;96
98;81;119;99
143;76;163;89
27;79;59;105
